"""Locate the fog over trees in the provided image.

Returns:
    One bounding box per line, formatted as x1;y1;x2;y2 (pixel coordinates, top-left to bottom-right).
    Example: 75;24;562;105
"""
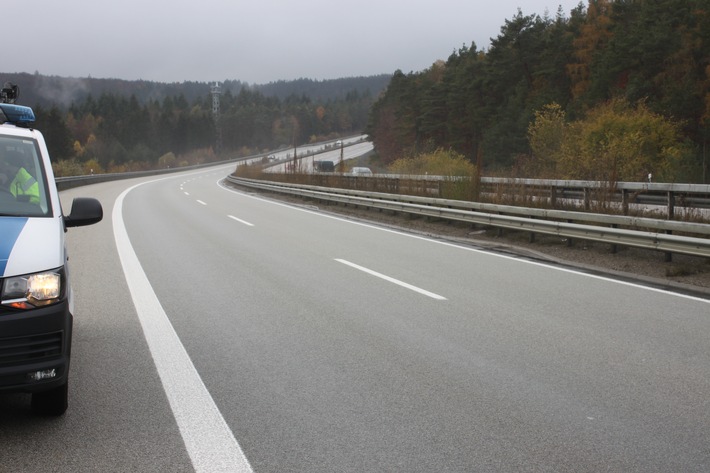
0;73;390;175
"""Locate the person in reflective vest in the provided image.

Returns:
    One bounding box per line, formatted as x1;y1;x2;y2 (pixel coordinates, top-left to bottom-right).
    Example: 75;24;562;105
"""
0;152;40;204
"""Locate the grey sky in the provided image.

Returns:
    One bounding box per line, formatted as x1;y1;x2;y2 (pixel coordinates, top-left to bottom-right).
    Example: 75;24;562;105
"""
10;1;582;84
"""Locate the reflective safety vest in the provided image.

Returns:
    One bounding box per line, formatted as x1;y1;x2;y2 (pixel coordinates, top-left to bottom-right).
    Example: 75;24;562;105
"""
10;167;39;204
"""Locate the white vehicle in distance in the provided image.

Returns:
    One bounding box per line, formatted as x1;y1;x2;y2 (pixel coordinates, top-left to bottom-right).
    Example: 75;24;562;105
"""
350;166;373;176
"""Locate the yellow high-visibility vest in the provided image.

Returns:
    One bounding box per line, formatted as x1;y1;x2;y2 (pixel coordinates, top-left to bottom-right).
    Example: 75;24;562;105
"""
10;167;39;204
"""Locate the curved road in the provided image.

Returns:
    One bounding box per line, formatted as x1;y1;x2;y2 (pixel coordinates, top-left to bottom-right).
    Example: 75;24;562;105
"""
2;163;709;472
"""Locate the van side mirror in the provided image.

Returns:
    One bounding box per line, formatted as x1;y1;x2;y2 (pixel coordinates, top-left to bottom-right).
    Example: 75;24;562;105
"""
64;197;103;228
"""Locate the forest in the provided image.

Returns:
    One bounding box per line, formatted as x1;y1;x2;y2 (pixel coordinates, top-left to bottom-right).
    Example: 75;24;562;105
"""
365;0;710;184
6;0;710;183
0;72;390;176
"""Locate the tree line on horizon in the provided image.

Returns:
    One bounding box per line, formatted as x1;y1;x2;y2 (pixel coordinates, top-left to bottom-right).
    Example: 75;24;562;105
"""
366;0;710;184
15;75;389;176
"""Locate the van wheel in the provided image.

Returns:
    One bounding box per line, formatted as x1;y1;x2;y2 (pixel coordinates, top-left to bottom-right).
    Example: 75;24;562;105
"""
31;382;68;416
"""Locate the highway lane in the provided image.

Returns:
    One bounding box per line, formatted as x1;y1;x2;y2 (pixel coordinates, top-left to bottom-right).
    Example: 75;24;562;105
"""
1;176;194;471
266;139;374;173
2;163;710;472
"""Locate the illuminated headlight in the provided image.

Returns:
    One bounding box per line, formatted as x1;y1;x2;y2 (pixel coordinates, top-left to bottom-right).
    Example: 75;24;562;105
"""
1;270;63;309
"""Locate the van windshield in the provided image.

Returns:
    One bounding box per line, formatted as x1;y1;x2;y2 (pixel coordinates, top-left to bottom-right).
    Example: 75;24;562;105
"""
0;136;51;217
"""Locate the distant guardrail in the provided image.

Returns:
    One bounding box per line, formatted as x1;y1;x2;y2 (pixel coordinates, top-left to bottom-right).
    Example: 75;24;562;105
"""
343;173;710;211
54;136;369;190
477;177;710;217
54;157;250;191
226;176;710;260
256;171;710;218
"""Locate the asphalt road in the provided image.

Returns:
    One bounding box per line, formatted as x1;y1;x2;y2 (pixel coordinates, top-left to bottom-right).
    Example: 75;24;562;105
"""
2;164;709;472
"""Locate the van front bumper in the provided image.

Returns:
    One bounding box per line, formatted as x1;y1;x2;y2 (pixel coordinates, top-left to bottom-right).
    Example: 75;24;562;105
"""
0;300;72;393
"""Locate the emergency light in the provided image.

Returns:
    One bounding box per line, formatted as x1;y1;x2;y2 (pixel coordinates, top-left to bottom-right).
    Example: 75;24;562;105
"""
0;103;35;125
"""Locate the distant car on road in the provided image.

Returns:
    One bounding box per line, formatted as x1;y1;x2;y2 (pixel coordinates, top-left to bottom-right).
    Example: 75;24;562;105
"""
314;160;335;172
350;166;373;176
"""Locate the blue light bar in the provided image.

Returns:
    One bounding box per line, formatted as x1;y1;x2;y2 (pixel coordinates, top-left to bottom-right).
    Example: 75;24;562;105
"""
0;103;35;125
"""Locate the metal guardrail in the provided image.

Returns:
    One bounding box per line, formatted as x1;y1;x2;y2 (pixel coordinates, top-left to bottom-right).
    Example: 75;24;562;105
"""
226;176;710;259
55;156;251;191
478;177;710;217
332;173;710;215
385;174;710;195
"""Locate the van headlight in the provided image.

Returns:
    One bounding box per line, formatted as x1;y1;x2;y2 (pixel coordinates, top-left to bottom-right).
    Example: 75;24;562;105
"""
1;269;64;310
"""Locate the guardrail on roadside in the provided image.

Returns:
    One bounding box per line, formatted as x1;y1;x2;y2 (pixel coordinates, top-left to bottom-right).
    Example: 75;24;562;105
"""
259;171;710;218
478;177;710;217
54;156;251;191
226;176;710;259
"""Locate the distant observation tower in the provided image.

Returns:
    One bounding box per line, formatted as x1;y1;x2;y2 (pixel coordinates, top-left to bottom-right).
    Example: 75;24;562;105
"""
211;82;222;154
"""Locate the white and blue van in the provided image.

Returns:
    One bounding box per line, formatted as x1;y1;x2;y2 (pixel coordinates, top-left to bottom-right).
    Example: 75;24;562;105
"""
0;85;102;416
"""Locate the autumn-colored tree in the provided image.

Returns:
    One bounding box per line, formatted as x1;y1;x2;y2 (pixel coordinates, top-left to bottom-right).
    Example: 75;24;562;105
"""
388;148;476;176
556;98;692;182
567;0;613;101
526;103;567;177
158;152;177;169
389;148;479;200
82;158;103;175
65;112;101;145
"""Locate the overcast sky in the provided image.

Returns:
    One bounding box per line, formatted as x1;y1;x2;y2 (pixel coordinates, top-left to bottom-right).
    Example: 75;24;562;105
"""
9;1;583;84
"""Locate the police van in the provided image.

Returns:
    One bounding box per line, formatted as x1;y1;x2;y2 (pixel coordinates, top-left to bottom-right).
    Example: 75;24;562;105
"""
0;83;102;416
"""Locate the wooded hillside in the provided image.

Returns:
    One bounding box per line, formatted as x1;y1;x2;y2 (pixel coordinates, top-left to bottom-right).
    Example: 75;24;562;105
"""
366;0;710;183
0;73;390;175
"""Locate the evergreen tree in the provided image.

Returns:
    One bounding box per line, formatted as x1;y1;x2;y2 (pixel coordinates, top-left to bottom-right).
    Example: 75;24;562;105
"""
34;106;74;162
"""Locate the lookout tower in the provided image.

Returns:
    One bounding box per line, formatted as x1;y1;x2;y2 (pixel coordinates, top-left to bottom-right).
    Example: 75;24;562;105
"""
211;82;222;154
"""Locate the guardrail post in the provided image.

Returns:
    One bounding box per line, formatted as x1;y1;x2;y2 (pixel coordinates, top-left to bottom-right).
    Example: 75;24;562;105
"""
527;215;536;243
622;189;629;215
550;187;557;208
664;187;675;262
584;188;591;211
663;192;675;260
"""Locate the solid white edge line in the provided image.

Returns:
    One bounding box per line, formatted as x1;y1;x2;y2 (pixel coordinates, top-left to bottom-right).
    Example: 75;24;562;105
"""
336;258;447;300
218;179;710;306
228;215;255;227
113;180;253;473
